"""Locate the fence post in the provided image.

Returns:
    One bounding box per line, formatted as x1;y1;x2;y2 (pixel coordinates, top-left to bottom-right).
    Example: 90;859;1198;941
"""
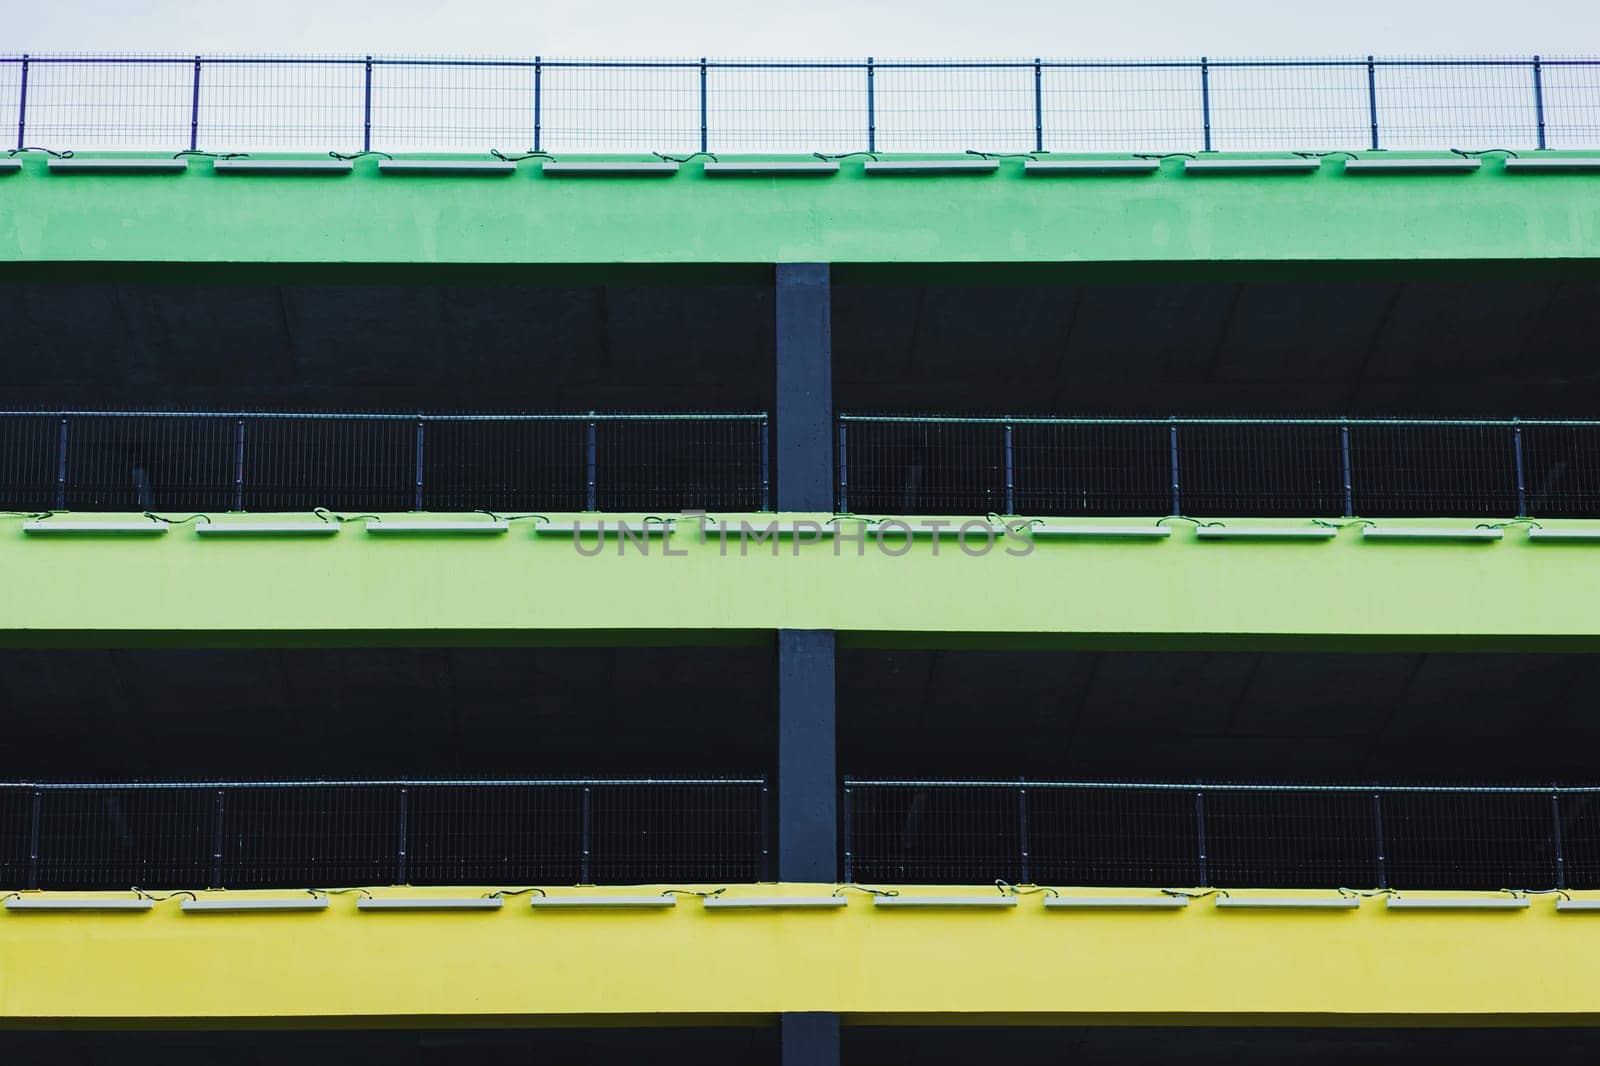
189;56;202;152
54;417;68;510
233;418;245;512
580;785;592;883
699;57;708;154
413;418;425;511
759;416;771;512
1033;58;1043;153
842;782;853;883
533;55;542;152
27;788;41;889
396;786;409;884
866;57;876;153
1372;791;1387;889
1194;788;1208;886
1341;420;1354;517
585;416;598;512
837;420;849;512
1367;56;1379;150
362;55;373;153
14;53;28;153
1552;787;1566;890
1199;57;1212;152
1003;422;1015;515
1513;420;1528;517
211;789;225;889
1017;780;1031;884
1168;418;1181;515
760;778;771;881
1533;56;1547;150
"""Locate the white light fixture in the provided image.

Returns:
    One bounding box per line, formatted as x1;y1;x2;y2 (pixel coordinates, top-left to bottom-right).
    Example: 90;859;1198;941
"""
1214;896;1359;910
364;518;509;536
872;895;1018;908
530;895;677;909
23;519;168;536
1043;896;1188;910
1195;526;1339;540
48;157;189;173
1555;899;1600;912
1023;159;1158;175
536;519;673;536
702;896;848;910
1384;896;1528;911
195;520;341;537
378;159;517;175
1343;157;1480;173
703;161;839;176
1504;157;1600;172
0;159;21;173
5;896;153;912
1528;527;1600;541
181;896;330;913
1184;157;1320;173
213;158;352;175
702;519;837;538
1361;526;1502;541
356;896;504;911
1026;524;1171;539
864;159;998;175
541;161;679;176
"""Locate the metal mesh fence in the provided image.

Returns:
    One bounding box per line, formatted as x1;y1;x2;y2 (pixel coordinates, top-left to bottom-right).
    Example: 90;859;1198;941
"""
840;416;1600;518
0;779;765;890
845;780;1600;890
4;55;1597;154
0;411;768;514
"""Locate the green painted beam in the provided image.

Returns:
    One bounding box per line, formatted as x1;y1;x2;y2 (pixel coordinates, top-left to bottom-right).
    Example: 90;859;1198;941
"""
2;152;1599;268
2;513;1599;650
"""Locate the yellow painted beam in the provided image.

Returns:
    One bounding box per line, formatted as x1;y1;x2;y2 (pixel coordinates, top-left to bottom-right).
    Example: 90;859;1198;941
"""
1;514;1599;647
2;885;1598;1025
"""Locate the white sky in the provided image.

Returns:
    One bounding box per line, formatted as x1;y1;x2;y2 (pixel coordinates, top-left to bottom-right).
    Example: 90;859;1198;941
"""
13;0;1599;57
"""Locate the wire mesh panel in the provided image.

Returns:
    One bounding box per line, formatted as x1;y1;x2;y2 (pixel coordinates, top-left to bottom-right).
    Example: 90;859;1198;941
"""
0;788;32;888
222;785;400;888
1204;788;1377;888
63;414;235;511
370;59;537;153
1028;786;1199;887
1521;424;1600;517
22;56;191;151
1011;421;1169;516
873;61;1035;154
588;782;765;883
407;785;583;885
1208;60;1371;151
1040;62;1202;153
241;415;419;512
195;58;366;153
1178;422;1344;516
1348;422;1518;517
420;416;587;511
843;419;1005;515
592;416;766;512
1559;790;1600;889
1373;59;1540;149
0;415;59;511
0;59;23;148
1541;60;1600;149
704;61;864;155
34;787;211;890
848;784;1022;884
1380;789;1556;891
539;59;700;154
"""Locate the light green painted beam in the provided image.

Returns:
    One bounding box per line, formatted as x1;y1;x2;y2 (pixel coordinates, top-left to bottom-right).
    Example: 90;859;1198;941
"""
2;152;1599;268
3;513;1599;649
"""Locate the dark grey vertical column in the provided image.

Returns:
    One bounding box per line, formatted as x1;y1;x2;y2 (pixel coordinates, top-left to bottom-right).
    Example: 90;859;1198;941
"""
776;262;833;512
776;263;840;1066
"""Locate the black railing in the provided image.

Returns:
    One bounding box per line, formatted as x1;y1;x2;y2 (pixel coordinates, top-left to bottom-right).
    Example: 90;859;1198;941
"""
838;415;1600;518
845;778;1600;890
0;411;769;514
4;55;1599;155
0;778;768;890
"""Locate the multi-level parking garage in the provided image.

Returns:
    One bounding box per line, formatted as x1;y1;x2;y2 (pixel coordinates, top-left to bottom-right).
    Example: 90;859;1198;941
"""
4;51;1600;1066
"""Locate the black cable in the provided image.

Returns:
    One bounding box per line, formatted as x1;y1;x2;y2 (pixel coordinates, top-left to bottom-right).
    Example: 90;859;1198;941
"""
7;146;73;158
328;150;393;161
173;150;249;159
1452;147;1520;158
813;151;879;161
144;511;208;525
1134;152;1196;160
654;151;717;163
491;148;554;162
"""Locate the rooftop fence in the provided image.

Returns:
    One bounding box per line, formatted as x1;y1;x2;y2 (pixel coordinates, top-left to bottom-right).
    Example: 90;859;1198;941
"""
0;778;768;890
845;779;1600;890
839;415;1600;518
4;55;1599;156
0;410;769;514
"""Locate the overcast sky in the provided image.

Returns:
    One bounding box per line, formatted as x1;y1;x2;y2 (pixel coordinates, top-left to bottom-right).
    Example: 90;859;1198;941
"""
14;0;1598;56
